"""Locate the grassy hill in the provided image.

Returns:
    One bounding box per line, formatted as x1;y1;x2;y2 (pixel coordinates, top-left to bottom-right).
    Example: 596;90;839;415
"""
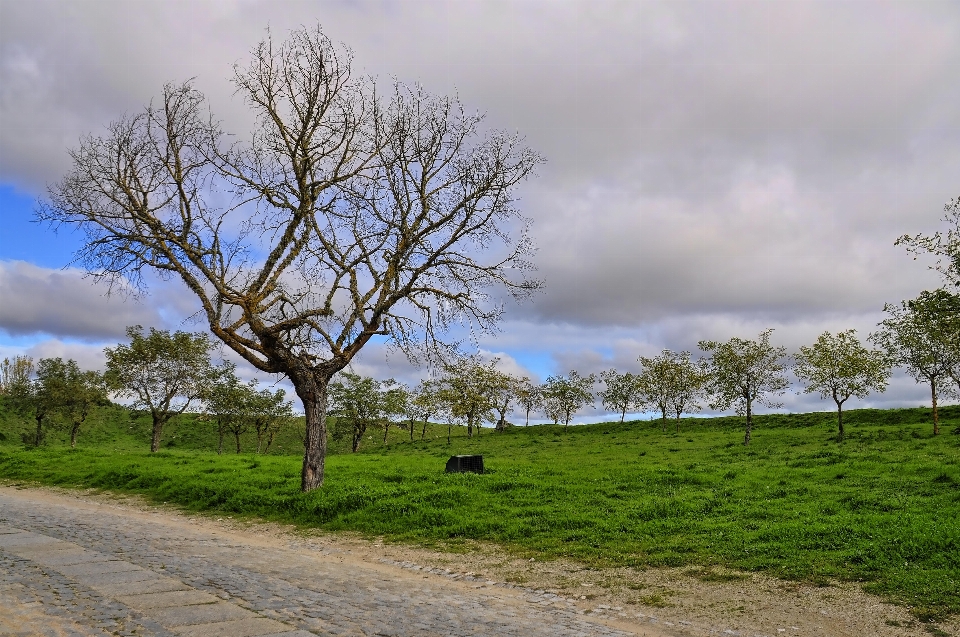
1;399;958;622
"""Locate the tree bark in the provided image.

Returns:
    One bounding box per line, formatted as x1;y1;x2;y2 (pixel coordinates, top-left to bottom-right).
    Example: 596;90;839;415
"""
235;431;242;454
150;412;165;453
70;422;80;448
931;377;940;436
743;396;753;446
421;418;429;440
294;372;330;491
833;391;845;441
383;421;390;444
34;414;44;447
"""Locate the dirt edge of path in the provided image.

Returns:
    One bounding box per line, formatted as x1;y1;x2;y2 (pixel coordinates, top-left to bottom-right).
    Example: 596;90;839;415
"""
2;481;955;637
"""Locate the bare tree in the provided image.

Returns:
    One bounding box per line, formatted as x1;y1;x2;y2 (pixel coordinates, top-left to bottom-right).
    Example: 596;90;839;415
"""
795;330;891;440
699;330;789;445
39;26;542;491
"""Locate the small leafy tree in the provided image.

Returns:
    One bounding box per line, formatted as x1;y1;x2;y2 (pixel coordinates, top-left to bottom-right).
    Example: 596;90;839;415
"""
699;330;789;445
105;326;215;452
871;291;959;435
205;362;246;454
490;371;521;432
0;356;34;395
514;377;541;426
541;370;595;426
19;358;66;447
435;355;501;438
248;386;294;454
58;361;109;448
328;373;395;452
598;369;642;424
636;352;676;430
667;353;710;433
794;330;892;440
410;380;444;440
381;384;409;444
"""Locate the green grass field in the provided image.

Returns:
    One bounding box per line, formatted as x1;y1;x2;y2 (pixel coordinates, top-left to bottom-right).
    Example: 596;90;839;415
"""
1;401;958;622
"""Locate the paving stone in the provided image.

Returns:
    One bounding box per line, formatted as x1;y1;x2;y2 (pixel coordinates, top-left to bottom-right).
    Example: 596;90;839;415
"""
56;559;146;577
146;600;256;626
90;575;190;596
116;589;221;609
172;617;295;637
78;568;162;586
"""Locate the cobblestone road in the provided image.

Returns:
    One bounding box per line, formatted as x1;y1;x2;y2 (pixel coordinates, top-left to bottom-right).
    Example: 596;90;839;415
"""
0;487;675;637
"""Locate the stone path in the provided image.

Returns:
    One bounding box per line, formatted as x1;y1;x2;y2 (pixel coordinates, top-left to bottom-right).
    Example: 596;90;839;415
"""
0;488;673;637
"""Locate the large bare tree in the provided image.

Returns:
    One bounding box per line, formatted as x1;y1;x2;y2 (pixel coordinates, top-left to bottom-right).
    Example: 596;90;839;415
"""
39;26;542;490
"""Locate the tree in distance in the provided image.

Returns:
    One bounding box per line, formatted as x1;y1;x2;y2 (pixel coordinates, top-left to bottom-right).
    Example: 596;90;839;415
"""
635;351;708;432
541;370;596;426
247;384;294;454
794;330;892;441
636;352;678;430
666;352;710;432
514;376;541;427
55;360;109;448
39;25;542;491
435;354;501;440
490;370;523;432
871;290;960;435
205;362;248;455
13;358;62;447
699;330;789;445
105;326;215;452
0;356;34;395
380;384;409;445
598;369;642;424
328;372;397;453
409;379;444;441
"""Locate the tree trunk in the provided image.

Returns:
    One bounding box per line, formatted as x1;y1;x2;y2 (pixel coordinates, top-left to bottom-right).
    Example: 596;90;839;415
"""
676;412;681;434
235;431;242;454
70;421;80;448
421;418;428;440
447;421;452;444
525;407;530;427
383;421;390;444
293;371;330;492
834;392;845;441
409;418;414;441
217;423;224;455
620;407;626;424
256;429;264;454
34;414;44;447
743;397;753;446
150;412;165;452
264;429;276;453
931;377;940;436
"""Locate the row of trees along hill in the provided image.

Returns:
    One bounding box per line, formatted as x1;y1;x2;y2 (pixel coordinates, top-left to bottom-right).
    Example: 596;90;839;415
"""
0;326;292;454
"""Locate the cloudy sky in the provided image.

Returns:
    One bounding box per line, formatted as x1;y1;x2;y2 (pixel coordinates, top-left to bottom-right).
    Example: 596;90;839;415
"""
1;0;957;421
